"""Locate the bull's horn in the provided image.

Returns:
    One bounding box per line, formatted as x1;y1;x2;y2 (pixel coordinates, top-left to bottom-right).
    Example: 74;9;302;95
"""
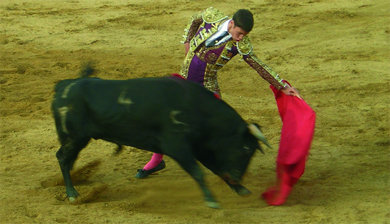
248;124;272;149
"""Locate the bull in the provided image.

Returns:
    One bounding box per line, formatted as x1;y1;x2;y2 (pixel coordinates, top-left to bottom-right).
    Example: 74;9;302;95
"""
52;66;271;208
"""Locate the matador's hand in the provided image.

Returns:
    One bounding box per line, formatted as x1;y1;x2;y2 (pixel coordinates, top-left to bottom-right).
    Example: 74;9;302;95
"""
281;86;302;99
184;42;190;55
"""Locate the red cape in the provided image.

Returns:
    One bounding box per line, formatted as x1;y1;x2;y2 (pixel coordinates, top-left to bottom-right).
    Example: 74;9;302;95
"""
270;82;316;178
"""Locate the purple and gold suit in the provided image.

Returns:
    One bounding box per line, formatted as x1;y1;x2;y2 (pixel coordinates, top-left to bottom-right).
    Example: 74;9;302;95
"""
181;7;288;95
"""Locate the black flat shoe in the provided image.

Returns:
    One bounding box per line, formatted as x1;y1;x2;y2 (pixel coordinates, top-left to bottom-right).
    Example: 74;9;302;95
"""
135;160;166;179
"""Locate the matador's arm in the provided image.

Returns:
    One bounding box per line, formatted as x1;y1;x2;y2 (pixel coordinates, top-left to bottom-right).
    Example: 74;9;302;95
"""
243;52;288;90
237;36;288;90
182;12;203;44
181;7;228;45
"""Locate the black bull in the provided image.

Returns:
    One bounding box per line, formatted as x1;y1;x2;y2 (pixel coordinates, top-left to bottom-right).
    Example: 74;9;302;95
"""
52;71;271;208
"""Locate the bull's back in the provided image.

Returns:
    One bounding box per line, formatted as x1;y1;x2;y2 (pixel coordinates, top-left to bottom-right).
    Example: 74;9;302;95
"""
80;77;244;135
81;77;192;119
52;77;194;147
52;76;244;149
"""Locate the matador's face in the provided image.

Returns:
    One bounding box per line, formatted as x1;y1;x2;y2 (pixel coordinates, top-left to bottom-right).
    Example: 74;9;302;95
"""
228;20;249;42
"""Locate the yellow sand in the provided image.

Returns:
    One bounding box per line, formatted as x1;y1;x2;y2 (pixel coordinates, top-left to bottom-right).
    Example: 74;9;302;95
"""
1;0;389;223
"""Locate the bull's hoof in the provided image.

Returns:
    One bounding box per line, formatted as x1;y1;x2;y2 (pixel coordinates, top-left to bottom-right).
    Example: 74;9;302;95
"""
229;184;251;196
66;190;79;203
206;201;220;209
237;187;251;196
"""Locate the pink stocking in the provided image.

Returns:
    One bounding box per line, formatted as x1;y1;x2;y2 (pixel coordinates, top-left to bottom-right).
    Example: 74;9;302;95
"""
143;153;163;170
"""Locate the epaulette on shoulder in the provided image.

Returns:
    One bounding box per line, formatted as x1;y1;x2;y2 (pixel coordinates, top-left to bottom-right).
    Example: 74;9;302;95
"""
201;7;228;24
237;36;253;55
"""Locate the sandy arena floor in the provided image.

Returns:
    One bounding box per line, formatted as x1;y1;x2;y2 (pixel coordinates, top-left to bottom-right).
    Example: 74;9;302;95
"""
1;0;389;223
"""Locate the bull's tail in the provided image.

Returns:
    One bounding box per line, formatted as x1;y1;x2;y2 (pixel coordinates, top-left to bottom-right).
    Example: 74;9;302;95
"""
53;62;96;94
79;62;96;78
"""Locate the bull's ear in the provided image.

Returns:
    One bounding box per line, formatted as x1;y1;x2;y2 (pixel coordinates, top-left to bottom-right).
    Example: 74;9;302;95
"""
248;123;272;149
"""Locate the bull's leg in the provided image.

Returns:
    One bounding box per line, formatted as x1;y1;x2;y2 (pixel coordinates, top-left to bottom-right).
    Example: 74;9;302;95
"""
175;157;220;208
223;181;251;196
56;138;90;201
162;138;220;209
197;156;251;196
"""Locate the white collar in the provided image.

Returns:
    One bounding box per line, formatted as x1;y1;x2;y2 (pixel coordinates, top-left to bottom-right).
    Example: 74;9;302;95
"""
205;19;232;47
220;19;231;33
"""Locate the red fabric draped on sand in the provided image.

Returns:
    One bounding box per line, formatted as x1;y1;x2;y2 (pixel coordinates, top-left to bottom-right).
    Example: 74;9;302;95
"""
271;81;316;177
263;81;316;205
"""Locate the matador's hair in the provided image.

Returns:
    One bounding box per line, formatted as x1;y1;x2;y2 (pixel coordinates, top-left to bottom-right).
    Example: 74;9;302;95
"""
232;9;254;33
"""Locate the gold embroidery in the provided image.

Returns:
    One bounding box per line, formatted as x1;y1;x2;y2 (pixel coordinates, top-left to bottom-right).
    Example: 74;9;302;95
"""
182;7;228;44
180;50;195;79
204;64;220;95
181;8;285;94
202;7;228;24
183;41;235;94
237;36;253;55
189;26;218;52
244;53;287;89
182;10;203;43
195;46;220;64
214;41;234;67
205;52;219;64
184;18;203;43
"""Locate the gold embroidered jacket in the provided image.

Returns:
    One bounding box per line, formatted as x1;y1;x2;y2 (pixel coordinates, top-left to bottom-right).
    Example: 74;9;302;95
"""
180;7;288;94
